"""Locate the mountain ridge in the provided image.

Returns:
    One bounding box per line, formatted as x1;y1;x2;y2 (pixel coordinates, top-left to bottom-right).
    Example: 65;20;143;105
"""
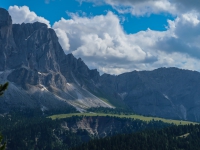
0;7;113;113
97;67;200;121
1;8;200;122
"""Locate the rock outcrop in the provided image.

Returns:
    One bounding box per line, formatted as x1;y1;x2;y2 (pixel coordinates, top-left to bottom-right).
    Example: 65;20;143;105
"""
0;8;17;71
0;8;112;112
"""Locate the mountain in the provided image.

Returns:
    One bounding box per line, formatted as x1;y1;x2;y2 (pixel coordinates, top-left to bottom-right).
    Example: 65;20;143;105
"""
1;8;200;122
97;68;200;122
0;8;113;113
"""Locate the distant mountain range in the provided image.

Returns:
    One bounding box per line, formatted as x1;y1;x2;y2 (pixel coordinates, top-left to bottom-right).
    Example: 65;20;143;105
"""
1;8;200;122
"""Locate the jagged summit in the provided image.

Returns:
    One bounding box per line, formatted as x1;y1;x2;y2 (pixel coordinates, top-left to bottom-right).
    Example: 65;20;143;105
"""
1;8;200;122
0;8;113;112
0;8;12;27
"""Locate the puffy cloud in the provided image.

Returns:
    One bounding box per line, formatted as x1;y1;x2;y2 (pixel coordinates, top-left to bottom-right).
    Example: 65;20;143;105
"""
171;0;200;13
156;11;200;58
53;12;162;74
54;28;70;52
53;10;200;74
81;0;200;16
8;5;51;27
79;0;176;16
106;0;176;16
8;5;200;74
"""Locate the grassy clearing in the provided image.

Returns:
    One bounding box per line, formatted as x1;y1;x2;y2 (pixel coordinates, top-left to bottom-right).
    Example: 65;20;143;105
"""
48;113;198;125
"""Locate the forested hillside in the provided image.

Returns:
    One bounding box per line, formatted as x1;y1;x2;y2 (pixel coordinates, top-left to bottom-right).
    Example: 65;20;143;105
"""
72;124;200;150
0;110;172;150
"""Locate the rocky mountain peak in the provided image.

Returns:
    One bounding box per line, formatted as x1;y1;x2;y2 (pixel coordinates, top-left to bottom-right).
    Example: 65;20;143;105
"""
11;21;63;73
0;8;16;71
0;8;112;112
0;8;12;29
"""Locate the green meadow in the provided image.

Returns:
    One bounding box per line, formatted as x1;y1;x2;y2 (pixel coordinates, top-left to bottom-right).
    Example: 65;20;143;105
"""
48;112;198;125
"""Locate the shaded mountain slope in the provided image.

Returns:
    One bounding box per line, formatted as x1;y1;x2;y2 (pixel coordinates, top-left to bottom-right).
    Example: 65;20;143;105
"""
0;8;113;113
98;68;200;121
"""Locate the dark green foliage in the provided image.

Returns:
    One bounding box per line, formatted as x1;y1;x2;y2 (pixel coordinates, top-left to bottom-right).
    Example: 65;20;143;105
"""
44;107;78;116
0;110;171;150
71;124;200;150
0;82;8;150
0;134;6;150
0;82;9;96
6;106;78;118
87;107;135;115
0;113;86;150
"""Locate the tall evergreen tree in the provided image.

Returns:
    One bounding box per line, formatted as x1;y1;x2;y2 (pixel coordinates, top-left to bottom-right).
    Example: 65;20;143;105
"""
0;82;8;150
0;134;6;150
0;82;9;96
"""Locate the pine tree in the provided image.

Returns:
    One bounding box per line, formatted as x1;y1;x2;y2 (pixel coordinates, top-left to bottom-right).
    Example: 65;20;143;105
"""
0;134;6;150
0;82;9;96
0;82;8;150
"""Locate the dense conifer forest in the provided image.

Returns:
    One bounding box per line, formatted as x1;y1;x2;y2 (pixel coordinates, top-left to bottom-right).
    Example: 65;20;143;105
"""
71;124;200;150
0;95;199;150
0;109;174;150
87;107;135;115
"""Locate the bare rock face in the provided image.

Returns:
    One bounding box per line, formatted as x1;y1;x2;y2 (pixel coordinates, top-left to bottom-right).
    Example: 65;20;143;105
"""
12;22;63;72
7;67;39;89
0;8;17;71
61;116;141;138
0;8;112;113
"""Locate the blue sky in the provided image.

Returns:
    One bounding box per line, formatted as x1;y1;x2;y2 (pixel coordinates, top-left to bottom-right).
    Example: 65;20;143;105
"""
1;0;200;74
1;0;174;33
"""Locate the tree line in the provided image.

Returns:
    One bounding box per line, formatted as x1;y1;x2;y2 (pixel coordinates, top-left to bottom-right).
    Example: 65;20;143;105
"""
0;112;172;150
71;124;200;150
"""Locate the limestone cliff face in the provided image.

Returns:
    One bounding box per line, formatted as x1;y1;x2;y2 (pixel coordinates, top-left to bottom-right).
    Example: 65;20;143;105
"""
61;116;143;138
0;8;112;112
12;22;64;72
0;8;17;70
60;54;100;83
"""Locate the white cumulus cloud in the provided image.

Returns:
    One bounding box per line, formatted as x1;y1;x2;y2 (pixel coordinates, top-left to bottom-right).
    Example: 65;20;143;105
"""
81;0;200;16
8;5;51;27
156;11;200;58
54;28;70;52
107;0;176;16
53;10;200;74
53;12;160;74
7;5;200;74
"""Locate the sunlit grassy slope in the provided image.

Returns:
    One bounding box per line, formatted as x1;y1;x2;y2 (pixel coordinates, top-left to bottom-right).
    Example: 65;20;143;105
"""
48;113;198;125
